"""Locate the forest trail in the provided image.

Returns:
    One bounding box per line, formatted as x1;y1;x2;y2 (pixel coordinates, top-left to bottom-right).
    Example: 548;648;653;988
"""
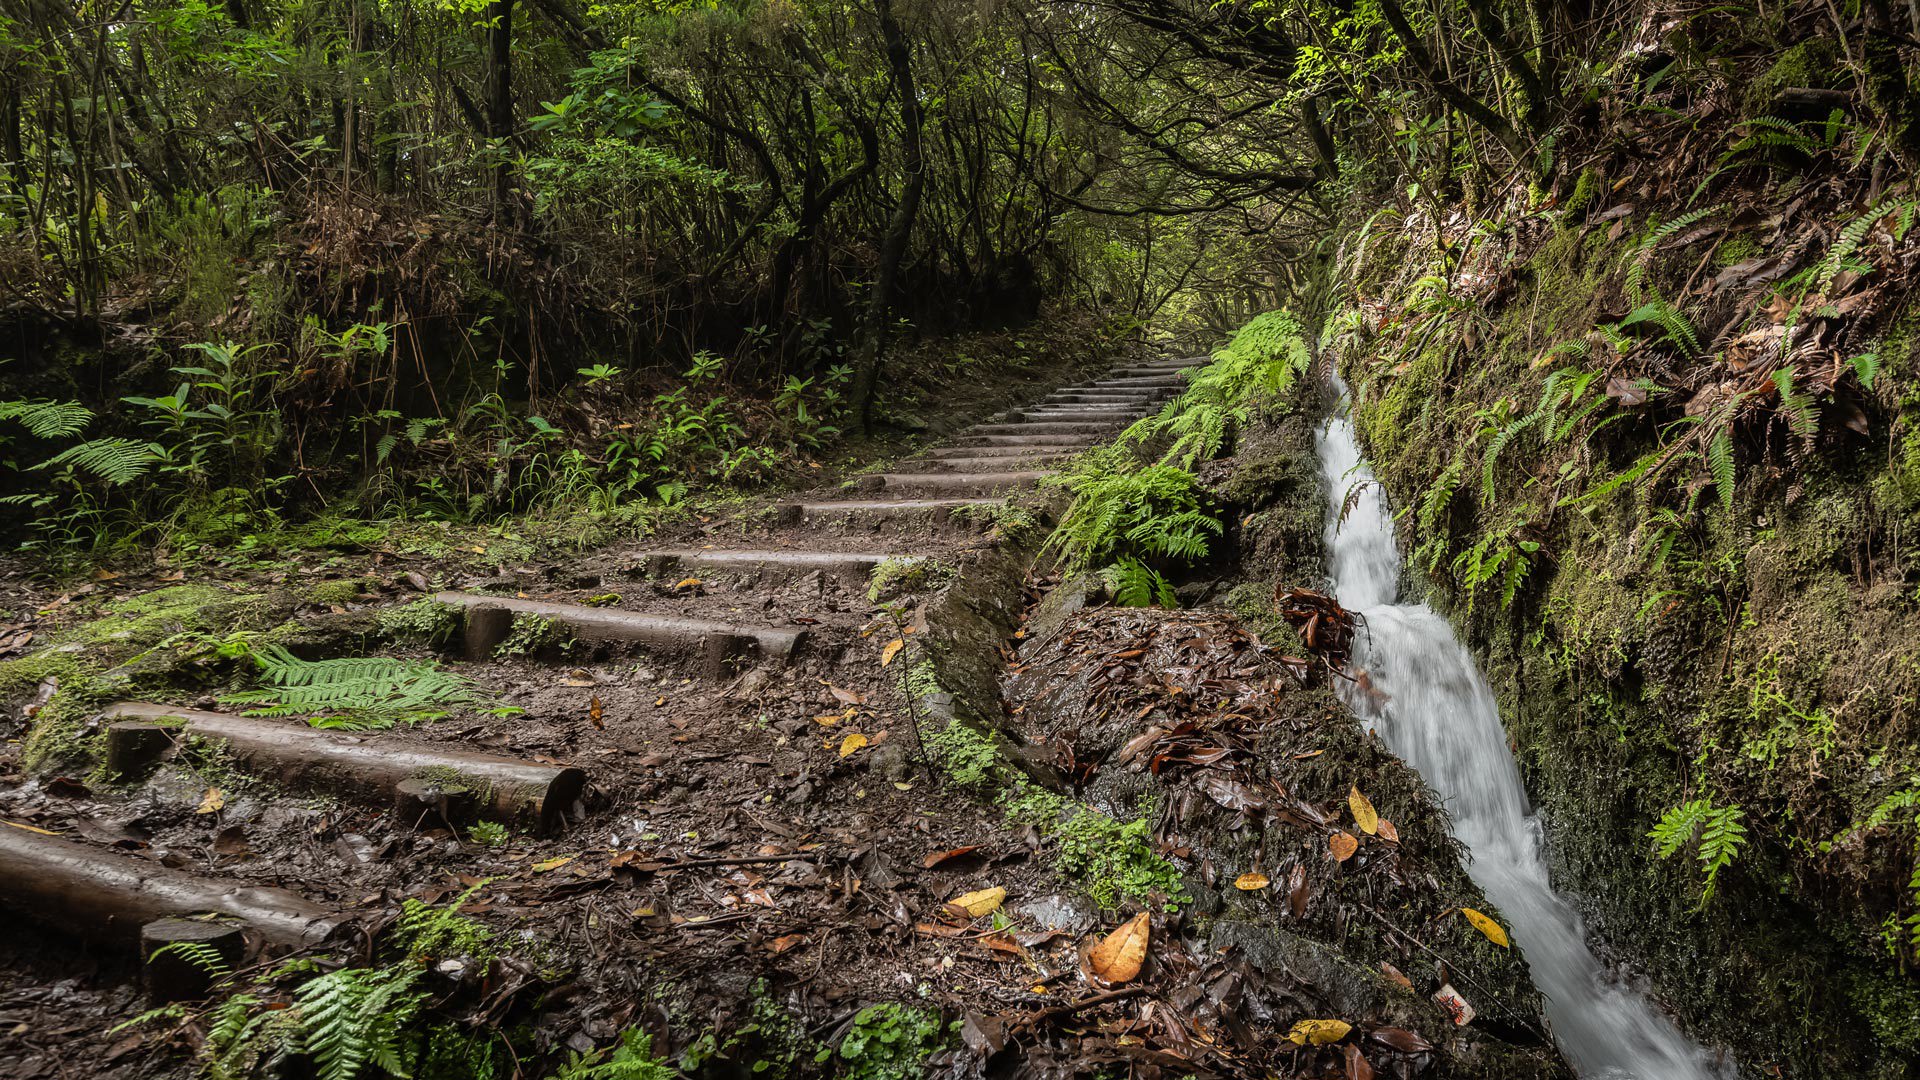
0;354;1223;1075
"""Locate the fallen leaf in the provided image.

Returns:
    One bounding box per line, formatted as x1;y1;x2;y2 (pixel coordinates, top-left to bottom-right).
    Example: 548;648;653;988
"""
880;639;905;667
532;854;577;873
1460;908;1510;948
2;820;58;835
922;846;982;869
1377;818;1400;844
838;733;869;758
1287;864;1311;918
1370;1026;1435;1053
1329;831;1359;862
588;695;604;729
1348;785;1379;835
769;933;808;955
1345;1044;1375;1080
196;788;225;815
1233;872;1270;891
1285;1018;1352;1046
1087;912;1150;984
672;577;701;590
948;886;1006;918
1379;961;1414;992
825;683;865;706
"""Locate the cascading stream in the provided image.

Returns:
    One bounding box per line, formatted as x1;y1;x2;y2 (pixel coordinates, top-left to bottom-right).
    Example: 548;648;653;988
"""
1315;387;1732;1080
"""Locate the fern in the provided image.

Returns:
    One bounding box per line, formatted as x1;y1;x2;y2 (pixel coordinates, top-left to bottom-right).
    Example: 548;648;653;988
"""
1849;352;1881;391
295;963;428;1080
1127;311;1310;468
1651;797;1748;902
222;645;491;729
1818;200;1906;294
1706;431;1736;514
149;940;235;980
552;1030;677;1080
31;436;164;485
1771;368;1820;442
1627;205;1724;307
0;398;93;439
1043;456;1221;573
1103;558;1177;608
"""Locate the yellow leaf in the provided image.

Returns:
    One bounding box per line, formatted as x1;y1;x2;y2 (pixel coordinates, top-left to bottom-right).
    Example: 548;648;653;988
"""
1233;872;1270;891
1461;908;1510;948
673;577;701;590
880;639;905;667
839;733;869;758
1087;912;1150;984
1349;785;1379;835
948;886;1006;918
1329;831;1359;862
1285;1019;1353;1046
533;854;577;873
1;820;58;835
196;788;225;814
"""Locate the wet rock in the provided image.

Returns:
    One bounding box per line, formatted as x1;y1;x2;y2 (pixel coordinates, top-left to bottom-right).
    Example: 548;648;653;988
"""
1013;893;1095;934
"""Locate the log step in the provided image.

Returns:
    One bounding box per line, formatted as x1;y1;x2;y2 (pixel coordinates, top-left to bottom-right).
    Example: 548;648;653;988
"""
968;421;1123;436
627;549;897;586
0;824;339;950
776;498;1007;526
102;702;588;834
435;592;806;674
856;471;1049;496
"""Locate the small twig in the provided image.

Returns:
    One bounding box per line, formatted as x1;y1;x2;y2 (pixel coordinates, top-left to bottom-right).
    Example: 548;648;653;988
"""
653;852;816;871
1011;986;1146;1029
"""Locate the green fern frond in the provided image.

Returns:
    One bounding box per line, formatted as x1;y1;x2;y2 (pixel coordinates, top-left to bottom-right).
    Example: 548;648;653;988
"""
1651;797;1748;903
1707;431;1736;513
0;399;94;439
31;437;163;485
222;645;489;729
149;940;235;979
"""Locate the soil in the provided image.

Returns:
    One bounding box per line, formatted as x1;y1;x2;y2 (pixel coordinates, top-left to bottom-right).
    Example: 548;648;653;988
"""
0;361;1569;1080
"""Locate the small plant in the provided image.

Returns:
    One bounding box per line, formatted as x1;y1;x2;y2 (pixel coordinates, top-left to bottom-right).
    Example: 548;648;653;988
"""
469;821;509;847
820;1003;952;1080
222;645;502;730
867;556;952;603
1044;452;1221;573
578;363;625;387
553;1029;677;1080
1650;796;1748;903
495;612;573;657
1006;786;1189;910
377;599;461;645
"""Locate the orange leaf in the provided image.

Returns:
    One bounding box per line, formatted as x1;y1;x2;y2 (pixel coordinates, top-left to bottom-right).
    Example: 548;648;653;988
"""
588;694;604;729
1329;831;1359;862
880;639;905;667
1087;912;1150;984
838;733;869;758
1377;818;1400;843
1233;872;1270;891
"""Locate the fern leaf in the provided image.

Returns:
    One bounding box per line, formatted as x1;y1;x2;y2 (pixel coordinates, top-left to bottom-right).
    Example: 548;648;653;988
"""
0;399;94;439
1707;431;1736;514
31;437;162;485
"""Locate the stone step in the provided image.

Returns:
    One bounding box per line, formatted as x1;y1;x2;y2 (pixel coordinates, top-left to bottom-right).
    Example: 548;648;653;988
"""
856;471;1049;496
627;549;896;586
0;825;339;951
435;591;805;675
1011;409;1143;423
1085;374;1189;388
101;702;587;834
1041;392;1165;404
776;498;1009;527
924;442;1095;458
952;433;1103;447
968;421;1124;436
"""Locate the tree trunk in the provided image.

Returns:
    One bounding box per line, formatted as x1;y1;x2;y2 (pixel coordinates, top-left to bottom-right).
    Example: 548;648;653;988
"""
484;0;515;225
850;0;925;432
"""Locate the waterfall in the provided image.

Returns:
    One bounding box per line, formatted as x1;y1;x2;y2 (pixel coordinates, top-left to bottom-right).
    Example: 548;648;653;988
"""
1315;389;1733;1080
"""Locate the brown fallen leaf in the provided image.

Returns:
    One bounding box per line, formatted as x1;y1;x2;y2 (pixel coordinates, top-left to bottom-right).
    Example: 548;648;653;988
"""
825;682;865;706
947;886;1006;918
1233;872;1270;891
880;638;905;667
769;933;808;955
1349;785;1379;835
922;845;981;869
1461;907;1510;947
1379;961;1414;992
1377;818;1400;844
1370;1026;1435;1053
588;695;604;729
1345;1044;1375;1080
1087;912;1150;984
838;732;869;758
1285;1018;1352;1046
1329;831;1359;861
1287;864;1311;919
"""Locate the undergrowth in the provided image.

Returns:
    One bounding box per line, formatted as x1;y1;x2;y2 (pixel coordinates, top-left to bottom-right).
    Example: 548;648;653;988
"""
1005;785;1190;911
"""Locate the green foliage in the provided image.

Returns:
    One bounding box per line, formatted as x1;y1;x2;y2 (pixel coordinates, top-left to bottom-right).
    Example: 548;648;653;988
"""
392;882;498;963
149;940;236;981
867;557;953;603
1044;450;1221;574
495;613;574;658
551;1030;678;1080
1006;787;1189;910
0;398;94;439
378;599;461;645
223;646;496;730
1101;557;1177;608
1128;312;1310;468
294;963;430;1080
822;1003;952;1080
1650;797;1749;903
925;719;1002;789
469;821;510;847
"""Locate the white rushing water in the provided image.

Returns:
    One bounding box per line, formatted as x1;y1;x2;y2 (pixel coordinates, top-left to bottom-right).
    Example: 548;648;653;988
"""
1315;388;1732;1080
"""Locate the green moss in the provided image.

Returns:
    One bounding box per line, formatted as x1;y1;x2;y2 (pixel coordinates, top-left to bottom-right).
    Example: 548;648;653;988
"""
305;578;373;607
867;557;954;603
1006;785;1190;911
494;612;572;657
1742;39;1843;116
378;599;462;646
924;718;999;788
